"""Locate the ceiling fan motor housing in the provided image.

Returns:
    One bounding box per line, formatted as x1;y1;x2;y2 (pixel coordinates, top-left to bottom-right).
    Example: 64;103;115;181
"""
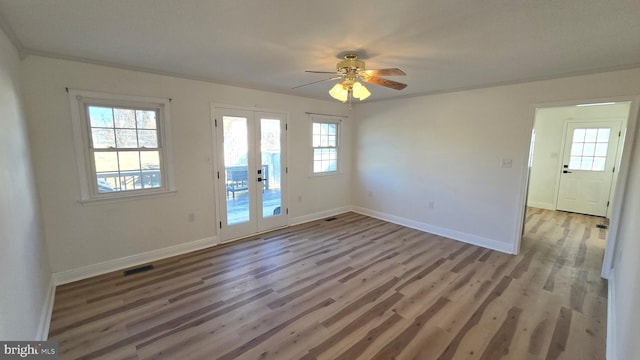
295;53;406;94
337;54;365;86
337;54;365;73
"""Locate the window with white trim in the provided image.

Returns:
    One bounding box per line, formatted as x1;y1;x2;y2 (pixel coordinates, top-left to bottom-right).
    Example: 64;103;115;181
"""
69;90;175;201
311;118;340;174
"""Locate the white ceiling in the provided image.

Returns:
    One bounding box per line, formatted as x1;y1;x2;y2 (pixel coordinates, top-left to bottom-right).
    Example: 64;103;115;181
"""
1;0;639;101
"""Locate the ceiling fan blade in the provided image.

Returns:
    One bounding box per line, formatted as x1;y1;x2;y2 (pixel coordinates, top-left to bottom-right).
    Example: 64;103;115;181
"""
360;68;406;76
361;76;407;90
305;70;338;74
292;76;342;89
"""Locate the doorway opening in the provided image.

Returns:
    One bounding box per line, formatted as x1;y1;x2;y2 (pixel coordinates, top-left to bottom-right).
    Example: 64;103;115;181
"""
528;103;629;217
519;97;639;279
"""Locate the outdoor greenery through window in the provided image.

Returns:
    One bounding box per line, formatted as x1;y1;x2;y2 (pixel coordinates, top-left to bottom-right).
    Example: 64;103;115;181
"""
69;89;174;201
88;106;162;193
312;121;339;173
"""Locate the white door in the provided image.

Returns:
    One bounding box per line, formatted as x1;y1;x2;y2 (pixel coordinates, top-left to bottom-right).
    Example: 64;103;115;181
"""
556;120;621;216
214;107;287;242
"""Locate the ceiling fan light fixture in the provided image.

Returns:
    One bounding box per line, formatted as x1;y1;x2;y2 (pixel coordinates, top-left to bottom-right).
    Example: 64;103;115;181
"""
329;83;349;102
297;53;406;105
352;81;371;100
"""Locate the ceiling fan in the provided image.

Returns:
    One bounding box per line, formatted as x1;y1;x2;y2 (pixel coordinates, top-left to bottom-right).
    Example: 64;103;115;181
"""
294;54;407;104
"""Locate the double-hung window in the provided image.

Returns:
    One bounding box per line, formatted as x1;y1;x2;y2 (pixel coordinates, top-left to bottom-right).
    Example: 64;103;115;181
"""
311;117;340;174
69;89;175;201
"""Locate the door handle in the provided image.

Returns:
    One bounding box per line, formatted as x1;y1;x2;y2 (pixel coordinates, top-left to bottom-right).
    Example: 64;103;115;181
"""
563;170;572;174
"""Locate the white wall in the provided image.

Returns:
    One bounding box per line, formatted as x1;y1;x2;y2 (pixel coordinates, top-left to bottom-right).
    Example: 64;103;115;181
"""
609;111;640;360
527;103;630;210
0;30;52;339
353;68;640;253
527;108;565;209
21;56;352;275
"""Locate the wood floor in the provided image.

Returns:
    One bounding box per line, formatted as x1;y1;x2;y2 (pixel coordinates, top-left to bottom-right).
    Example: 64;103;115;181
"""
49;209;609;359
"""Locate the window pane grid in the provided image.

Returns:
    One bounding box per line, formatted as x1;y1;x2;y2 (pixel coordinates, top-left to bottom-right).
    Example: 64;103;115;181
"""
92;149;162;192
312;121;338;173
568;127;610;171
88;105;162;193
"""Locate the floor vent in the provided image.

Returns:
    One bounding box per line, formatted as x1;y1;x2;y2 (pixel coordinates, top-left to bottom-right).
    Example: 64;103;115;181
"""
325;217;337;222
124;264;154;276
596;224;608;229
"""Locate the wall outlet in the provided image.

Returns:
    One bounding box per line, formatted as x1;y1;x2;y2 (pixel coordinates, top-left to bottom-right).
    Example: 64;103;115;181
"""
501;158;513;168
188;213;195;222
428;201;435;209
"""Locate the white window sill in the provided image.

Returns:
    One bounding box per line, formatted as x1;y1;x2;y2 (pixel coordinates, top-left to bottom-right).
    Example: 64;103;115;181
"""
78;189;177;206
310;171;342;178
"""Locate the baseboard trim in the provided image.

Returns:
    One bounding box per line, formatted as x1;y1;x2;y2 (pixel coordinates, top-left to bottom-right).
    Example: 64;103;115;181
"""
36;275;55;340
352;207;515;254
526;201;555;210
289;206;353;226
53;236;217;286
607;270;617;360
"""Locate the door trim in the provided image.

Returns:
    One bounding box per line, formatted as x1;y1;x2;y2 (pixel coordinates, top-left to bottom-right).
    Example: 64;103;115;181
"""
514;95;639;280
601;97;640;278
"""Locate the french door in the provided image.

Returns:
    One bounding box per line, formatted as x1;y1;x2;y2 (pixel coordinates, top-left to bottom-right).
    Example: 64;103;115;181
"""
214;107;287;242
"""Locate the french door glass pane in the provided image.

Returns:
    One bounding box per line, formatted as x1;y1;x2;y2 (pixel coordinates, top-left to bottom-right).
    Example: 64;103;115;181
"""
261;118;282;218
223;116;250;225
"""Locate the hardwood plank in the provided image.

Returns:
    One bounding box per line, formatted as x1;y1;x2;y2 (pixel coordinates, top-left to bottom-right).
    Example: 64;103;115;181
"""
479;306;523;359
545;306;573;360
334;313;405;360
48;209;608;359
266;266;353;309
436;276;513;360
217;298;335;360
305;292;403;358
321;276;400;328
395;257;447;292
368;297;450;359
